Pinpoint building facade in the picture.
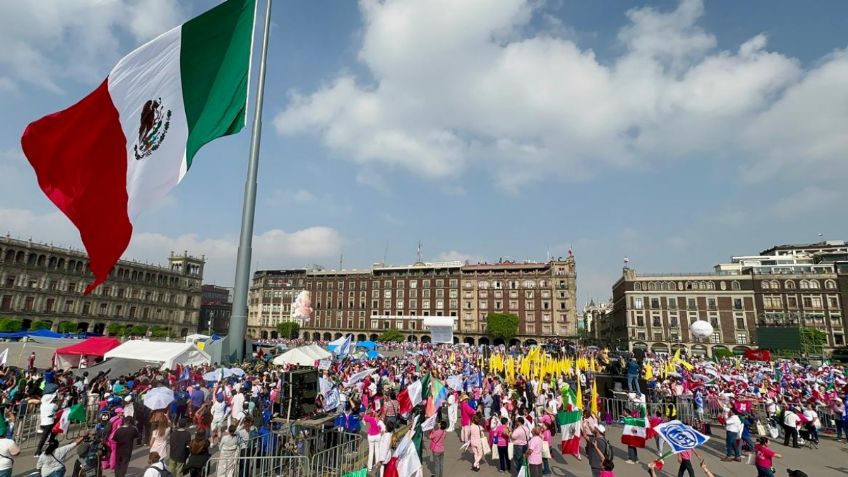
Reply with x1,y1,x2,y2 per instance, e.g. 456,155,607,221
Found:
0,236,204,336
608,241,847,356
200,285,232,335
247,257,578,344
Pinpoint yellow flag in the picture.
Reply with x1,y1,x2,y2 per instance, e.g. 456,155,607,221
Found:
672,348,682,363
576,374,584,409
590,378,598,415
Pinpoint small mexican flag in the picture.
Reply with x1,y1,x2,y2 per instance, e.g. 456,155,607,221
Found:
557,410,582,456
622,417,648,448
21,0,255,293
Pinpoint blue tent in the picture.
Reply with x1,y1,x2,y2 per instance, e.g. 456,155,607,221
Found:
365,350,382,360
0,329,66,339
355,340,377,350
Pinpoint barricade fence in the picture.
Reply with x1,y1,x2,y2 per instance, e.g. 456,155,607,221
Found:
205,454,310,477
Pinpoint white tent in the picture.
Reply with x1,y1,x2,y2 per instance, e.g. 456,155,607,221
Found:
185,334,211,343
272,344,332,367
104,340,211,370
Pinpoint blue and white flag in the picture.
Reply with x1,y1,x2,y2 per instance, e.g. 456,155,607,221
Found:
334,336,352,357
654,420,710,453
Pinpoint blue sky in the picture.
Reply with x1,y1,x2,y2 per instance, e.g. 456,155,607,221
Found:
1,0,846,306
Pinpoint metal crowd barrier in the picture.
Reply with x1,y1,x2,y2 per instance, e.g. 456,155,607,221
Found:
205,454,310,477
309,433,367,477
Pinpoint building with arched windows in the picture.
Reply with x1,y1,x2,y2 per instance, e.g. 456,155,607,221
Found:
248,256,578,344
0,236,203,337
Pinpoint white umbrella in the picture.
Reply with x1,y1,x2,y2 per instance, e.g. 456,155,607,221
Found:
143,387,175,410
228,367,246,377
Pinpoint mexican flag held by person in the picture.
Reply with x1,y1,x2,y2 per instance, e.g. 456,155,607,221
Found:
622,416,649,448
557,410,582,456
21,0,255,293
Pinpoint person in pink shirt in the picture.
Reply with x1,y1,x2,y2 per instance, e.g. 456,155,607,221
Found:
526,426,544,477
460,395,476,443
362,409,384,472
493,417,511,473
467,415,484,471
541,420,553,475
429,421,447,477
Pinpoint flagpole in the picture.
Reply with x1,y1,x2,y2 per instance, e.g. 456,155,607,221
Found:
228,0,273,362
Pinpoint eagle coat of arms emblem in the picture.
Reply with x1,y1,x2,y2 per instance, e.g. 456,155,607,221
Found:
133,98,172,160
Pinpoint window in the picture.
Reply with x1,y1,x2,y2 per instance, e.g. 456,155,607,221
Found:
526,321,535,334
652,314,661,327
835,334,845,346
735,312,746,329
650,298,660,309
736,333,748,344
828,295,839,309
710,331,721,344
825,280,837,289
786,295,798,308
762,281,771,290
509,300,519,310
435,289,444,298
633,297,644,310
436,279,444,288
785,280,795,289
802,296,823,308
634,282,642,291
733,298,743,310
668,298,677,310
687,298,697,310
829,313,841,324
731,281,741,290
708,298,717,310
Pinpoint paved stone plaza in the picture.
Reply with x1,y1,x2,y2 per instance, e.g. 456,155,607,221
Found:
7,424,848,477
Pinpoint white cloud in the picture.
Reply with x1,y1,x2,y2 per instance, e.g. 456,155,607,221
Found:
435,250,481,263
275,0,843,190
0,207,342,286
769,187,840,219
0,0,185,92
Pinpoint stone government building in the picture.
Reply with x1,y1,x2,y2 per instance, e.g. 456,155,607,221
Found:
0,236,204,336
248,256,578,344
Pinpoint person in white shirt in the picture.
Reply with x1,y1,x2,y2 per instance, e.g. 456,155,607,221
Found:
722,409,743,461
0,435,20,477
123,395,135,419
37,436,84,476
229,390,245,426
35,393,58,456
801,404,820,445
210,396,229,446
142,451,167,477
783,407,800,448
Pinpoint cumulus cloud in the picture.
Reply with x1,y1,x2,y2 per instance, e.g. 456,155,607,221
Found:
435,250,481,263
0,207,343,285
0,0,185,92
275,0,845,190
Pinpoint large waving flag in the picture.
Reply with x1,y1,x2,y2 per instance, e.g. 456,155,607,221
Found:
398,379,423,415
21,0,255,293
557,410,582,456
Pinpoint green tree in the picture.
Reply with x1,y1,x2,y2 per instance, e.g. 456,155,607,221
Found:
0,319,22,332
713,348,734,359
276,321,301,339
379,328,405,343
57,322,78,333
800,327,827,356
125,325,147,337
486,312,519,341
150,326,170,338
106,323,126,336
31,321,53,330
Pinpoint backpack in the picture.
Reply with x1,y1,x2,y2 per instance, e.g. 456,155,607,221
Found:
601,439,614,462
148,464,174,477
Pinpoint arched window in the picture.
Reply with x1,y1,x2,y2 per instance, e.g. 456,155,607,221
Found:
809,280,820,289
785,280,795,289
771,280,779,289
825,280,837,289
634,282,642,291
707,282,715,290
648,282,656,291
731,281,741,291
762,281,771,290
800,280,809,289
698,282,707,290
479,281,489,289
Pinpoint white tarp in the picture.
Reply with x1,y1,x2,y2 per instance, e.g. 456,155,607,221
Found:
422,316,454,344
185,334,211,343
272,344,332,367
104,340,211,370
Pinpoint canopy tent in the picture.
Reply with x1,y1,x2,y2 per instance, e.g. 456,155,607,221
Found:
272,344,332,367
71,357,160,378
53,337,122,369
0,329,66,340
185,333,211,343
422,316,455,344
104,340,211,370
355,340,377,350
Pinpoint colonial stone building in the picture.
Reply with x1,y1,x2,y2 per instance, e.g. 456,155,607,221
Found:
247,256,578,344
608,241,847,356
0,236,204,336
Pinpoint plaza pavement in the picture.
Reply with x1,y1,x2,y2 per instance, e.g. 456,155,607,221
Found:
8,424,848,476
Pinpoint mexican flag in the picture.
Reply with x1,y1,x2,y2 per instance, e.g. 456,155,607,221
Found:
557,410,582,456
621,417,648,448
21,0,255,293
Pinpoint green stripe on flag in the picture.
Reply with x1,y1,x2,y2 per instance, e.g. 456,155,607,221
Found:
623,417,646,427
180,0,255,170
557,410,581,425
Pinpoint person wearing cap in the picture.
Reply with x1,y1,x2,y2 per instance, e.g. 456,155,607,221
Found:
460,394,475,443
585,426,609,477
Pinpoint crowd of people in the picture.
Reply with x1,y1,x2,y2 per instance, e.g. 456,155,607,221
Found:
0,339,839,477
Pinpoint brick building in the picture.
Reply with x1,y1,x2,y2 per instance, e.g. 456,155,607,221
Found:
247,256,578,343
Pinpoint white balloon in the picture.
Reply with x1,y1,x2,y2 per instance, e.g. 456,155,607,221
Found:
689,320,714,339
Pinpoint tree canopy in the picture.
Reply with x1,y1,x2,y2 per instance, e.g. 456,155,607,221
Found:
487,312,519,341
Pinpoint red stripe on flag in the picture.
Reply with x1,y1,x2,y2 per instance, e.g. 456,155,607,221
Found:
21,80,131,294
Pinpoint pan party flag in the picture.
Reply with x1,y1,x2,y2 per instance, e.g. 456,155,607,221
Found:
21,0,255,293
